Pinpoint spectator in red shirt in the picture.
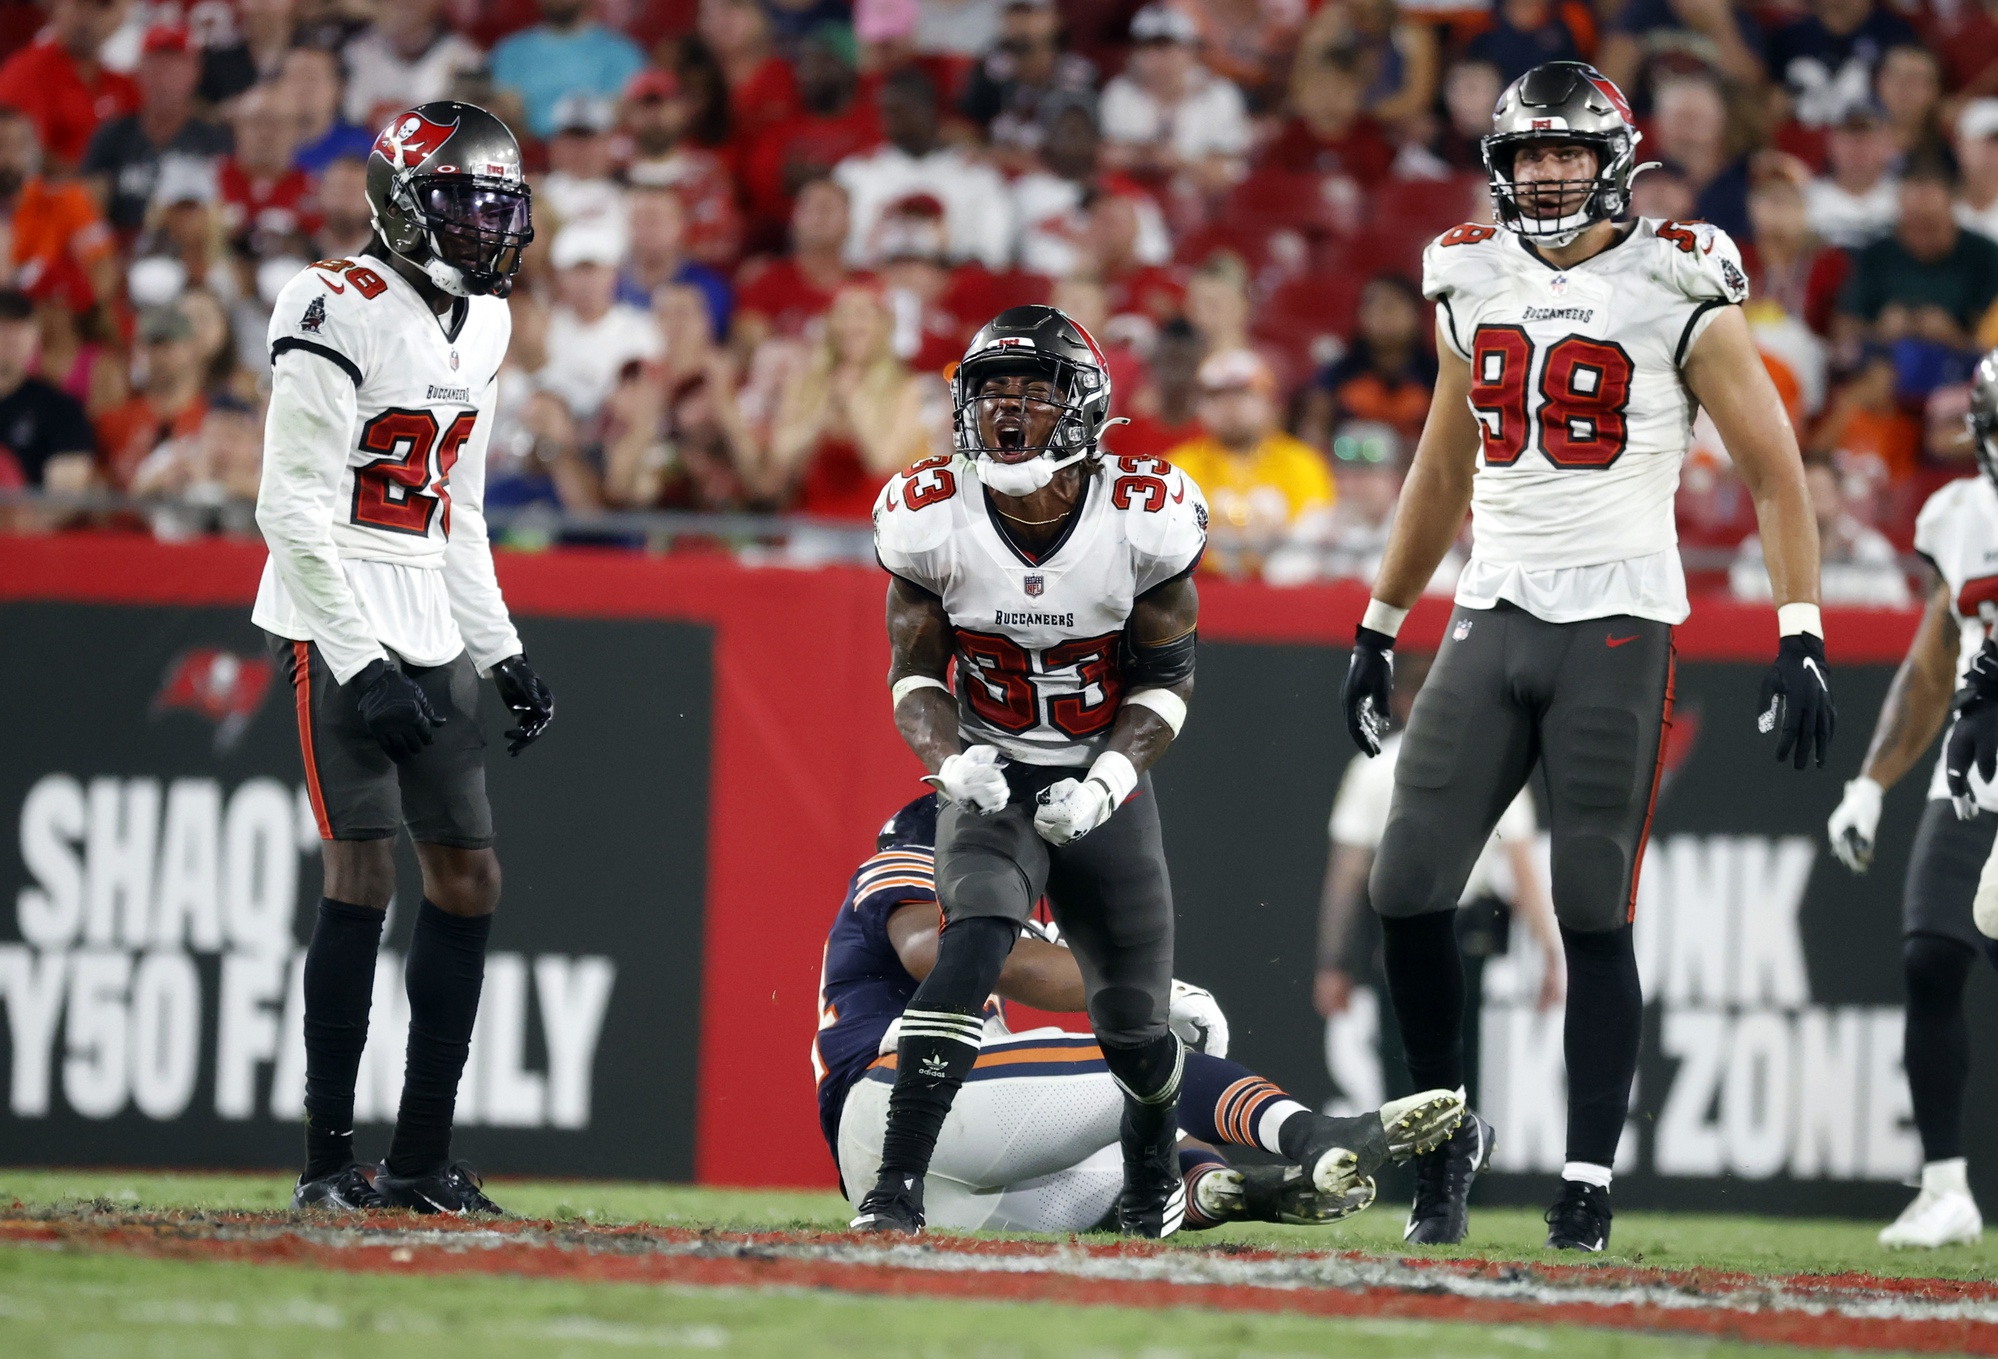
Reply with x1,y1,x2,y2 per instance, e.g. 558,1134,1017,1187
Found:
734,176,860,352
740,33,880,246
1740,155,1851,337
0,0,141,171
1086,189,1185,327
219,81,321,260
1260,43,1395,187
1112,317,1206,460
621,68,744,267
699,0,799,147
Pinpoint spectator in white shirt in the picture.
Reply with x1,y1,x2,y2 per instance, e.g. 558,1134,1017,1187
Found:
833,66,1011,268
915,0,1008,56
1955,99,1998,243
1731,459,1910,607
341,0,484,130
540,222,663,422
1010,91,1171,277
1805,98,1901,249
1099,4,1250,195
539,93,626,238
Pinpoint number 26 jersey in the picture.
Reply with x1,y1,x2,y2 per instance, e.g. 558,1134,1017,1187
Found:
873,453,1208,767
1422,217,1749,625
252,254,519,680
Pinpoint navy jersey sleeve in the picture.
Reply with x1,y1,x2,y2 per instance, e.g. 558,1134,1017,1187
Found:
849,847,938,921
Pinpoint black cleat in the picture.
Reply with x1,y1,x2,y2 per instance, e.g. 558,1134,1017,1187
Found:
1289,1089,1465,1197
1404,1110,1494,1245
1544,1179,1613,1252
1116,1170,1187,1238
1190,1162,1376,1226
850,1181,925,1235
373,1161,504,1215
292,1163,386,1212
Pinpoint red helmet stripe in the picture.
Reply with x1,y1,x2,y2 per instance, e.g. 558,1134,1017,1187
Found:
1585,73,1633,126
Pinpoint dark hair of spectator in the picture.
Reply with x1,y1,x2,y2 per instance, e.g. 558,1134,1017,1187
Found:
1903,145,1960,188
884,64,938,107
667,38,733,147
0,288,31,323
1363,272,1424,311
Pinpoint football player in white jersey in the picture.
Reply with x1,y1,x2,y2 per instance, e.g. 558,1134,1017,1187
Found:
855,305,1458,1237
1340,62,1832,1253
1827,349,1998,1248
253,102,554,1215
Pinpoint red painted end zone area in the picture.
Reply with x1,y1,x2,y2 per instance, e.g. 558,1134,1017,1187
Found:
5,1215,1996,1355
0,535,1928,1188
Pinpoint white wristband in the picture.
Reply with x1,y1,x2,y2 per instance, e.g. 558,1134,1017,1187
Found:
1777,603,1823,639
1086,750,1139,808
1361,599,1408,639
891,675,951,709
1125,687,1187,736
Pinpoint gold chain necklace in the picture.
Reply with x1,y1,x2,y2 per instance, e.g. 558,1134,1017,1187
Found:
994,505,1074,525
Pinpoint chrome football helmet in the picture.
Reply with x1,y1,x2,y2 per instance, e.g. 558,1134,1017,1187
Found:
1482,62,1651,248
366,101,534,299
1969,349,1998,492
950,305,1115,496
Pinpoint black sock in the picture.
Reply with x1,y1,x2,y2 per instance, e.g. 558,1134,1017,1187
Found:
301,898,386,1180
387,900,492,1177
1102,1030,1184,1178
1904,934,1975,1161
873,916,1015,1191
1380,911,1466,1093
1562,923,1642,1167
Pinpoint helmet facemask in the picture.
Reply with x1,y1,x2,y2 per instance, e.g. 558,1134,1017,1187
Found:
1484,133,1636,248
953,354,1100,495
383,173,533,298
1969,354,1998,494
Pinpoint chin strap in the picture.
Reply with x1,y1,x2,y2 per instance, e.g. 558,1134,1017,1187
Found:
975,450,1087,497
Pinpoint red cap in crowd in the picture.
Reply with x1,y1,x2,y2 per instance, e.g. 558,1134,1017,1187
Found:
142,24,192,55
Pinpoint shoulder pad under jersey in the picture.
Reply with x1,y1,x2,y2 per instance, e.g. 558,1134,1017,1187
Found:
1644,219,1750,306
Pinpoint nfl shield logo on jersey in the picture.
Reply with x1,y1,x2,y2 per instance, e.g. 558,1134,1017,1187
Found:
1024,574,1045,597
1453,617,1474,641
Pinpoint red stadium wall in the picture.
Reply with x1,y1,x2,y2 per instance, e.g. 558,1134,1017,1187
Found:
0,535,1927,1188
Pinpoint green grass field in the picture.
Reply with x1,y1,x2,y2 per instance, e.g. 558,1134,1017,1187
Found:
2,1170,1984,1358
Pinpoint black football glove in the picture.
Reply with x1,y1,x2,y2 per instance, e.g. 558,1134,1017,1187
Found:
1944,637,1998,819
492,654,555,755
1342,625,1395,756
354,659,442,762
1756,632,1835,770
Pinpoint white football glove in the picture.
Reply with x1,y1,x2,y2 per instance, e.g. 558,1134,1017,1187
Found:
1033,776,1114,845
1827,775,1883,874
1168,979,1229,1058
925,744,1009,814
1976,838,1998,940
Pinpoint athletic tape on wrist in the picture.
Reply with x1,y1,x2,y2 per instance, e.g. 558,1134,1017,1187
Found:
1087,750,1139,808
1125,687,1187,736
1361,599,1408,639
891,675,951,709
1777,602,1823,639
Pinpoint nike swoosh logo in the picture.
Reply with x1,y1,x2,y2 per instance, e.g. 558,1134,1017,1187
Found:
1170,482,1185,503
1803,657,1829,691
315,273,346,293
884,486,900,511
1606,634,1639,648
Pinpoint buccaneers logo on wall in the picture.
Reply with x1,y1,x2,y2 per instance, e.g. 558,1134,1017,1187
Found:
152,649,275,754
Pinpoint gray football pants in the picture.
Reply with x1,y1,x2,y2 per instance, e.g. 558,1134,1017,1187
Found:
1370,602,1675,933
936,763,1174,1047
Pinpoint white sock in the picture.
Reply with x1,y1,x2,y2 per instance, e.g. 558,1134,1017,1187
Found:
1921,1158,1970,1196
1260,1099,1312,1153
1562,1160,1613,1189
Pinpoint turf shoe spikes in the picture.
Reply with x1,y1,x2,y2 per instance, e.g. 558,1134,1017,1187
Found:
1404,1110,1494,1245
1192,1163,1378,1226
1544,1178,1613,1252
291,1162,386,1212
1288,1088,1465,1197
373,1161,504,1215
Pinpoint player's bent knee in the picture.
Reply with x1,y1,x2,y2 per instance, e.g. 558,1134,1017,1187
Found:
1550,833,1632,933
416,844,502,917
1089,984,1168,1050
1369,820,1448,919
321,837,397,909
939,861,1033,923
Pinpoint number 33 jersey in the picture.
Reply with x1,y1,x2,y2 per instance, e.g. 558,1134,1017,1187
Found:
873,454,1208,767
252,255,521,683
1422,217,1748,625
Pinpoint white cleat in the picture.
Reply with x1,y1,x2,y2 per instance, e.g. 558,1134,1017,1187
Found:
1879,1188,1983,1249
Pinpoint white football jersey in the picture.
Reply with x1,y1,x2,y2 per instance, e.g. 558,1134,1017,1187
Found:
1915,476,1998,809
873,453,1208,766
252,253,520,682
1422,217,1749,625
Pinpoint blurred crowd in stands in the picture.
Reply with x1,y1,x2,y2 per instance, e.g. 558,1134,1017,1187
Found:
0,0,1992,600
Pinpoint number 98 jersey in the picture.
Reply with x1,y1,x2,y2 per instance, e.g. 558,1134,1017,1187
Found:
873,453,1208,766
1423,218,1747,613
264,253,511,566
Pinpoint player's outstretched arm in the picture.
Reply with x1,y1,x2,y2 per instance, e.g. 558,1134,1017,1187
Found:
1032,573,1197,846
885,903,1087,1011
1685,306,1835,768
1830,579,1955,868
